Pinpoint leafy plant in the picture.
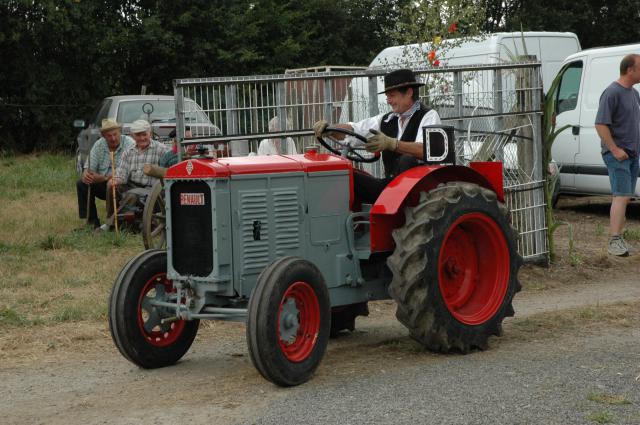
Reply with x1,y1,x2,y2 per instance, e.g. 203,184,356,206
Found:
543,69,572,262
381,0,488,107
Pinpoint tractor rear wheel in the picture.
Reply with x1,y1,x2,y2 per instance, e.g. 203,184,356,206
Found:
246,257,330,387
109,250,199,368
387,182,522,353
142,181,166,250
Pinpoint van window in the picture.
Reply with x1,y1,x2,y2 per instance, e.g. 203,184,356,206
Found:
556,61,583,114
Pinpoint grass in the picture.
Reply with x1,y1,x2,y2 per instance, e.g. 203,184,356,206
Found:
595,222,605,237
0,153,76,200
622,227,640,242
587,392,632,406
0,305,44,327
504,302,639,342
0,154,140,331
587,410,616,424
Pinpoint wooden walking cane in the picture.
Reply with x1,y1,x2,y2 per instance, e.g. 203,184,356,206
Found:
109,150,119,236
85,153,92,225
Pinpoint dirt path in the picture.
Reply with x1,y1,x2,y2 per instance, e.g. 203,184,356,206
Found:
2,195,640,424
513,278,640,316
1,275,639,425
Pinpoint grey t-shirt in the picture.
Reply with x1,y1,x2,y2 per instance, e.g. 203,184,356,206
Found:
595,81,640,155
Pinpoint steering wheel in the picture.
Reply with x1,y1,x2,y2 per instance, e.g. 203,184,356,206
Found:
317,127,380,163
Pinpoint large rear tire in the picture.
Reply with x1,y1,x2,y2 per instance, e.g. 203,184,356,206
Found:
387,182,522,353
109,250,199,368
246,257,330,387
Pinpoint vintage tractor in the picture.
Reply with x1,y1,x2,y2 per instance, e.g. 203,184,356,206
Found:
109,126,521,387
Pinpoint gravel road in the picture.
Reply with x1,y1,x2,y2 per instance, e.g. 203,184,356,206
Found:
1,279,639,425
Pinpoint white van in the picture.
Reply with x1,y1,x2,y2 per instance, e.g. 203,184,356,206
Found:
342,32,580,124
369,32,581,93
551,43,640,197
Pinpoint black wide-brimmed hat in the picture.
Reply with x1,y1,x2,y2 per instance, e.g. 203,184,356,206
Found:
378,69,425,94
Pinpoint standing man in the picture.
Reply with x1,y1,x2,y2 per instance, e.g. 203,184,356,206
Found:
595,54,640,257
76,119,134,229
313,69,441,203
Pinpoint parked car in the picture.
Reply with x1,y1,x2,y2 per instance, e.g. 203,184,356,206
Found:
73,95,219,174
550,43,640,199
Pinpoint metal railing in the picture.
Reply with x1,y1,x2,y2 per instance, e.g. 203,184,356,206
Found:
173,62,547,262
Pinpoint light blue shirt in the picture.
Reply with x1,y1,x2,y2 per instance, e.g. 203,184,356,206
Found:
85,135,135,176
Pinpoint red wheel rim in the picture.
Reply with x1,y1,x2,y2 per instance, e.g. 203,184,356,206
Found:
137,273,186,347
438,213,510,325
277,281,321,362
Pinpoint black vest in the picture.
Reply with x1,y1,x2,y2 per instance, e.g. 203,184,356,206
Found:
379,103,431,178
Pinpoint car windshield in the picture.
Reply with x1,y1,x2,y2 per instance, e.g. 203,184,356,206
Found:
117,100,175,123
117,99,210,124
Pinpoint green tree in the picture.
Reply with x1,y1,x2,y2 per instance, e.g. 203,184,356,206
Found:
0,0,141,152
0,0,405,152
504,0,640,49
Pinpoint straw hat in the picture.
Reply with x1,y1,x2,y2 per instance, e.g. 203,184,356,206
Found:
100,118,121,133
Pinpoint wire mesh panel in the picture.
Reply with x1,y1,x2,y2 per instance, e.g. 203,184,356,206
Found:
173,62,547,262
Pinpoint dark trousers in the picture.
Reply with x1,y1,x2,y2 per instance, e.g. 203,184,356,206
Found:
354,154,419,204
76,179,107,227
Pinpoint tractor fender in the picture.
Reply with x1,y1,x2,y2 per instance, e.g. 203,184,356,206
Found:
369,162,503,252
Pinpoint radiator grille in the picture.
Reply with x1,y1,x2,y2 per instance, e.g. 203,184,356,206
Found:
170,181,213,276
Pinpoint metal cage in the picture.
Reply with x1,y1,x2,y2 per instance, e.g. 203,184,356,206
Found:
173,62,547,262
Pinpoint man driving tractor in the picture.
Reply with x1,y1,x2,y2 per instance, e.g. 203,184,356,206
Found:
314,68,441,203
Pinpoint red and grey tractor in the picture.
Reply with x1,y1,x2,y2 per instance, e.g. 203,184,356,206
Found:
108,126,521,386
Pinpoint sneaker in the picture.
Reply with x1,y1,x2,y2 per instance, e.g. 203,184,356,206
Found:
608,236,629,257
93,224,111,234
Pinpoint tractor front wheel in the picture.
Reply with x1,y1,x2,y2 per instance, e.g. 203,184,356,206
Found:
109,250,199,368
246,257,330,387
387,182,522,353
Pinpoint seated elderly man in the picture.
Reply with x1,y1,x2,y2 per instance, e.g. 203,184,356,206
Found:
76,119,134,229
99,119,169,230
112,119,169,188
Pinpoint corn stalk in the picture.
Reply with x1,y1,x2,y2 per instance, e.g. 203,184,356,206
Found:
543,71,571,262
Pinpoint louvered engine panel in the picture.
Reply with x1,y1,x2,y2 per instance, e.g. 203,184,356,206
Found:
273,189,299,256
239,191,270,276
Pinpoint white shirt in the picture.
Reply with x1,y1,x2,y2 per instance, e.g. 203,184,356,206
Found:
350,109,441,143
257,138,298,155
